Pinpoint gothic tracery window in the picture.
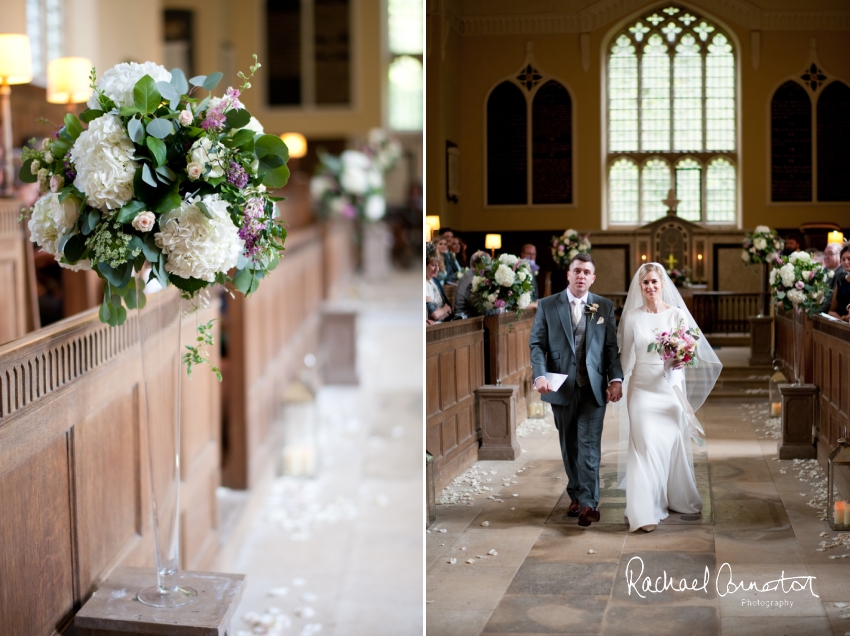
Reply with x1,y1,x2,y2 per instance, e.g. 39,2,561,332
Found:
607,6,736,224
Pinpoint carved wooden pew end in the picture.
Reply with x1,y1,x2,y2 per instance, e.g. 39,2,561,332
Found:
74,567,245,636
319,305,358,385
477,384,521,461
778,383,819,460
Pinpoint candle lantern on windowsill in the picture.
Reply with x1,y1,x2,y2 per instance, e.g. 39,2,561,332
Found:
280,368,319,478
769,362,787,418
828,428,850,531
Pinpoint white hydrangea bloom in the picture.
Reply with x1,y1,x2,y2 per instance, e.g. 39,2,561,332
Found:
494,264,516,287
566,229,578,237
789,251,810,264
27,193,91,271
339,150,372,195
754,225,770,234
498,253,518,266
310,175,334,200
518,292,531,310
188,136,227,180
88,61,171,109
69,114,137,211
786,289,805,306
364,194,385,220
517,270,528,282
769,267,779,284
779,263,797,287
472,275,482,288
155,195,244,282
753,237,767,251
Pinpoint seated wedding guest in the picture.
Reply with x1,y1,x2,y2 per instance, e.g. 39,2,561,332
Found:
431,237,449,283
440,233,461,283
454,251,487,317
520,243,540,308
827,244,850,322
819,242,844,313
451,236,468,268
782,233,802,256
426,252,453,322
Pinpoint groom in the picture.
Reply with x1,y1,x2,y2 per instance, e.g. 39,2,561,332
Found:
529,253,623,527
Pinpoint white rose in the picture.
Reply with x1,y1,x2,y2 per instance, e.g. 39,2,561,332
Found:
178,110,193,126
517,270,528,282
187,162,203,180
188,137,226,180
364,195,385,221
741,249,751,263
769,268,779,285
569,249,578,259
44,151,53,163
30,159,40,174
518,292,531,309
242,116,264,134
754,225,770,234
69,114,137,211
41,138,50,150
786,289,805,306
753,237,767,251
472,276,482,288
494,264,516,287
487,294,496,303
566,229,578,237
779,263,797,288
49,173,64,193
132,210,156,232
155,194,244,282
27,193,90,271
88,61,171,109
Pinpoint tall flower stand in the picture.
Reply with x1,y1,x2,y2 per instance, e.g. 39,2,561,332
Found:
74,567,245,635
777,383,818,459
477,384,521,460
748,315,773,366
361,220,392,280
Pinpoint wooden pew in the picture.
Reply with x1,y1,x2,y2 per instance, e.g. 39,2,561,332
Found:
0,288,220,635
426,317,485,492
484,309,536,420
812,316,850,498
775,309,814,384
0,197,38,344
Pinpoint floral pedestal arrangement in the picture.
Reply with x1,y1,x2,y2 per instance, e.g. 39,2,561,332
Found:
361,220,392,280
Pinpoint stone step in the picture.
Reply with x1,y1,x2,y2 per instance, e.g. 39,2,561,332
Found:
707,387,769,399
713,378,769,391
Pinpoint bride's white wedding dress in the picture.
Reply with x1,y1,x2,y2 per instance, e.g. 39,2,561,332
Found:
620,306,702,532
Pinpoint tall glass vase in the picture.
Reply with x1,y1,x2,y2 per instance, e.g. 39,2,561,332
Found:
792,308,805,386
136,277,198,607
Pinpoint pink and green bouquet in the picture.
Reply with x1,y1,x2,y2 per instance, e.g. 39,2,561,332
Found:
769,251,833,316
647,319,702,370
20,55,289,327
667,268,692,288
551,229,591,269
471,253,534,317
742,225,784,265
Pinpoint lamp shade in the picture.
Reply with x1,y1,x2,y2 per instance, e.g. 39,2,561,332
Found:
0,34,33,84
828,231,845,245
484,234,502,250
280,132,307,159
47,57,93,104
425,215,440,233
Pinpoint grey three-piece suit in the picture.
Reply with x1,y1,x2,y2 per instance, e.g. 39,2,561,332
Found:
529,291,623,509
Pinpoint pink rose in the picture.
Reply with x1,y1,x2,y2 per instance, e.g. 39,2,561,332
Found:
131,210,156,232
494,299,506,308
795,281,804,290
186,162,202,180
178,110,193,126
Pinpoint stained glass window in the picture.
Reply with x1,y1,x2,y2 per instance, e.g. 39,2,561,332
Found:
706,158,735,222
609,159,639,223
642,159,671,222
641,35,670,152
675,158,701,221
607,5,736,223
388,0,422,131
609,35,638,152
26,0,64,82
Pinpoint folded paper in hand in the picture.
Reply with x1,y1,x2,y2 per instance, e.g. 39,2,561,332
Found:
545,372,568,391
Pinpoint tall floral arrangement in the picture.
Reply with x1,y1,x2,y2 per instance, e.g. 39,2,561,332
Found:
551,229,591,269
310,128,401,223
742,225,784,265
667,268,692,288
769,251,833,316
20,57,289,327
471,253,534,317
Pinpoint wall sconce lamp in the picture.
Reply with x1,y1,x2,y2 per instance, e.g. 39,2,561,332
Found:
47,57,93,111
485,233,502,258
279,132,307,159
425,215,440,242
828,231,845,245
0,33,33,197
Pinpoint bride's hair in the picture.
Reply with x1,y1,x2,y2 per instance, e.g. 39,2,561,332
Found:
637,262,664,281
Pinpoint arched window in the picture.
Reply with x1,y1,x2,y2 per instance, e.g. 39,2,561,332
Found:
606,6,737,224
486,49,573,206
770,70,850,203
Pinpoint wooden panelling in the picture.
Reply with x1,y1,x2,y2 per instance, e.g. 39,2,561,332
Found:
426,318,485,491
0,288,221,634
484,310,536,418
0,197,36,346
775,310,814,384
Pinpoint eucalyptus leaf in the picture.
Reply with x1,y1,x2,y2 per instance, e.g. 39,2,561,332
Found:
63,113,84,140
133,74,162,113
155,165,176,181
141,233,161,262
202,72,223,91
152,183,182,213
19,159,36,183
154,254,169,288
224,109,251,129
119,105,140,117
98,261,132,288
99,296,111,322
116,200,146,224
189,74,207,87
195,200,213,219
170,274,209,293
146,118,173,139
156,81,178,102
226,128,255,151
79,109,104,124
57,228,76,255
235,252,252,270
127,118,145,143
170,68,189,95
146,136,167,167
82,208,100,236
142,163,158,188
254,134,291,189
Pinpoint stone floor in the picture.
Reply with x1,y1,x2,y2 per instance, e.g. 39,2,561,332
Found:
224,270,424,636
426,349,850,636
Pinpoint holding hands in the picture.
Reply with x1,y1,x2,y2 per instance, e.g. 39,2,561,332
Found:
606,381,623,403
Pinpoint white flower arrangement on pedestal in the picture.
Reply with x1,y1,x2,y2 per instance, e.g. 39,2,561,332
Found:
769,251,833,316
20,55,290,332
551,229,591,269
742,225,784,265
471,253,534,318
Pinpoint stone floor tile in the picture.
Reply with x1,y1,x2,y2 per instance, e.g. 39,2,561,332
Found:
622,524,715,554
426,608,496,636
505,561,618,596
714,564,825,617
429,526,542,570
611,551,717,603
719,615,833,635
528,525,627,564
601,603,720,636
805,564,850,601
482,594,608,634
427,565,521,609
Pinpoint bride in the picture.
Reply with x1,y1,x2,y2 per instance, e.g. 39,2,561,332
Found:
616,263,721,532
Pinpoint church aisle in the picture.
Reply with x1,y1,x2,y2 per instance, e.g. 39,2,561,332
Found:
426,366,849,635
225,270,424,636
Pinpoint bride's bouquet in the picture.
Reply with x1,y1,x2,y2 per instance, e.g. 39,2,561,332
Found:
647,319,702,371
20,56,289,327
769,251,832,316
741,225,784,265
471,253,534,317
550,229,591,269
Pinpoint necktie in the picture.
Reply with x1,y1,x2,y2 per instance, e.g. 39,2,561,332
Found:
572,299,582,328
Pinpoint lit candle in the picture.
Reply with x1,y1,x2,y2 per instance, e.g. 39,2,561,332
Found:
827,231,845,245
835,501,846,525
770,402,781,417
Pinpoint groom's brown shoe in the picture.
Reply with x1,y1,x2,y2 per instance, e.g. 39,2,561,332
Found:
577,507,601,527
567,499,580,517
